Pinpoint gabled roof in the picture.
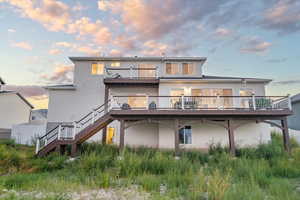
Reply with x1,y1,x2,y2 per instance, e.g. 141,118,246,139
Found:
69,56,207,63
0,91,34,109
0,77,5,85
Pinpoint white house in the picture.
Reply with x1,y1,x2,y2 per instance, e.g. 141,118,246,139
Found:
37,57,292,156
0,77,34,139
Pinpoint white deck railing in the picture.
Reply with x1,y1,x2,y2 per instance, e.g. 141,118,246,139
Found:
111,95,291,111
104,66,158,79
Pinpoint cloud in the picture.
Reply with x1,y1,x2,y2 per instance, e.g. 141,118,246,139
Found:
49,49,61,55
109,49,122,56
266,58,287,63
240,38,272,53
75,46,101,56
11,41,32,50
67,17,112,45
98,0,227,39
260,0,300,34
1,0,71,32
214,28,233,37
55,42,73,48
7,28,16,33
3,85,47,100
40,64,73,84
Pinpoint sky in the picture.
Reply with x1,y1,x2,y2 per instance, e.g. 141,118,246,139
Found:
0,0,300,109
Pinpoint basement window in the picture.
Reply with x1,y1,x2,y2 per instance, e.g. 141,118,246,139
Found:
91,63,104,75
179,126,192,144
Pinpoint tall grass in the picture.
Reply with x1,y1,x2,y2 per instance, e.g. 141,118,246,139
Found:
0,134,300,200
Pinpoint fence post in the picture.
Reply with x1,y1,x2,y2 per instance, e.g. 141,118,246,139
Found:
58,124,62,140
181,96,185,110
73,122,76,140
287,94,292,110
252,94,256,110
35,139,40,154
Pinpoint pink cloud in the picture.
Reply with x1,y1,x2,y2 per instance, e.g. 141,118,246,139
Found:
40,64,73,84
4,85,47,100
240,38,272,53
49,49,61,55
11,41,32,50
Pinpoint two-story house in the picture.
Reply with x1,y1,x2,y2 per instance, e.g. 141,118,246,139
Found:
37,57,292,156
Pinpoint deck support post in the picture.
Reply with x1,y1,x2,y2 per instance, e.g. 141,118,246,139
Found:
174,119,180,157
71,143,80,157
55,145,61,154
102,85,109,144
227,120,236,156
119,120,125,151
281,117,291,154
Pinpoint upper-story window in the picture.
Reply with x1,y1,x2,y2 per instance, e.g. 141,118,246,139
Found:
166,63,180,75
111,62,120,67
91,63,104,75
182,63,195,75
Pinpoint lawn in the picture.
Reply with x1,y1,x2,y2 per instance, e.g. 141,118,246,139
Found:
0,133,300,200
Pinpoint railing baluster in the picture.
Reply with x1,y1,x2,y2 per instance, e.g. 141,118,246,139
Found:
73,122,76,140
58,124,61,140
36,139,40,154
252,94,256,110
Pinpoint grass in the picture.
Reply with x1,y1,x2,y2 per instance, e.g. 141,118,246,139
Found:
0,133,300,199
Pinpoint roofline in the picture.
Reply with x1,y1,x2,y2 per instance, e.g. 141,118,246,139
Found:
160,76,272,83
69,56,207,63
0,91,34,109
44,85,76,90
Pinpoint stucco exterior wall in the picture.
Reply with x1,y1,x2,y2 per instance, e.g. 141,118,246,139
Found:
158,120,270,149
0,93,31,129
288,101,300,130
47,61,105,124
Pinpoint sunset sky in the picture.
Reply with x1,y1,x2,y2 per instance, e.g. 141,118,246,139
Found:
0,0,300,109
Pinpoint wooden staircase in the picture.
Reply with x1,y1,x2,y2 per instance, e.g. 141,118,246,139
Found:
36,100,114,157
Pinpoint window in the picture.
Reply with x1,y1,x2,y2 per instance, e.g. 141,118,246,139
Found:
91,63,104,75
166,63,179,74
179,126,192,144
170,89,184,108
182,63,194,75
128,96,147,108
111,62,120,67
139,63,156,77
240,89,253,108
191,89,233,108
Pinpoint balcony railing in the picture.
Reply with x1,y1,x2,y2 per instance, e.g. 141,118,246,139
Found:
111,95,292,111
104,66,158,79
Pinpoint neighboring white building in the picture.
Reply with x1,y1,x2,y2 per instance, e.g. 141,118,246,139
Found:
0,77,34,139
37,56,292,156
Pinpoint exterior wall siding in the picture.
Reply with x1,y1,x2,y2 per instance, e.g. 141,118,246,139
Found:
0,93,31,129
288,102,300,130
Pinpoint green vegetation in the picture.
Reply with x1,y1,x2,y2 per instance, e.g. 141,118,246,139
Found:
0,134,300,200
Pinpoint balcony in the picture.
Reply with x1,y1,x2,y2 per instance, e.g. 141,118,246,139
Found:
103,66,159,85
109,95,292,118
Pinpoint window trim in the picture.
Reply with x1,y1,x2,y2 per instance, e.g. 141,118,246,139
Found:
182,62,195,75
179,125,192,145
91,62,104,75
165,62,180,75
